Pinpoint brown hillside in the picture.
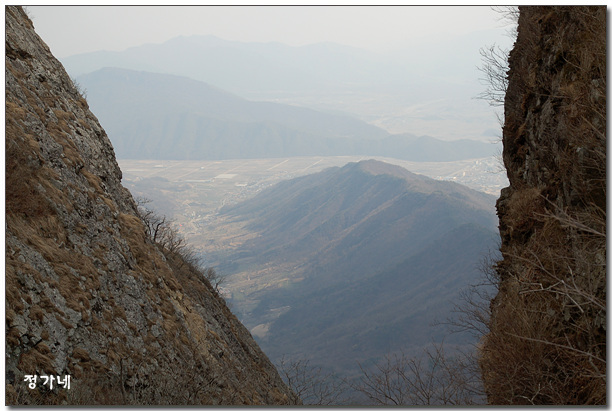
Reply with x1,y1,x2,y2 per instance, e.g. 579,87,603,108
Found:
481,6,606,405
5,6,299,405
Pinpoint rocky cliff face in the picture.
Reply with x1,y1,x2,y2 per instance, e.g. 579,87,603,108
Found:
5,6,299,405
481,6,606,405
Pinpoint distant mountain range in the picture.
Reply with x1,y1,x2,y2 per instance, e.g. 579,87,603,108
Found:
62,31,508,101
66,35,383,96
62,32,511,141
215,160,499,377
78,68,499,161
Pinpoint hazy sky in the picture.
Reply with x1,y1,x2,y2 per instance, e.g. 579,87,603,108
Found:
16,4,526,142
26,5,510,58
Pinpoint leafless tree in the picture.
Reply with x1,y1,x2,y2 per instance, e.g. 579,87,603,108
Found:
135,197,224,294
353,344,484,406
476,44,510,108
475,6,518,125
201,267,225,292
276,357,348,405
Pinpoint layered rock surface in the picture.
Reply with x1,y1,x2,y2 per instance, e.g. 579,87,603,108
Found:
5,6,299,405
481,6,606,405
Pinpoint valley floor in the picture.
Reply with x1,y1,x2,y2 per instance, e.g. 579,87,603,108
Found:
119,155,503,328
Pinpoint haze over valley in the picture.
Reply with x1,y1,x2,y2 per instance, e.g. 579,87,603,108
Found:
79,25,507,397
212,160,498,375
11,5,605,405
77,67,501,162
119,157,500,390
27,5,514,403
62,30,511,142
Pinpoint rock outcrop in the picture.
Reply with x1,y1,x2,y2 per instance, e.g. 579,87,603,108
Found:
5,6,299,405
481,6,606,405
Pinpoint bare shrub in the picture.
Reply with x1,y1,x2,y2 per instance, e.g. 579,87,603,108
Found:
276,357,348,405
476,44,511,108
482,6,606,404
444,248,501,340
483,199,605,404
353,344,484,406
475,5,518,130
70,76,87,100
135,198,224,292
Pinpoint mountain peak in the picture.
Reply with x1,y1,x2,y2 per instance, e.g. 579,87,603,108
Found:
216,159,498,377
354,159,422,180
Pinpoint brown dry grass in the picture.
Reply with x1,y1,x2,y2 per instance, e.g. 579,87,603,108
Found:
5,7,297,403
483,6,606,405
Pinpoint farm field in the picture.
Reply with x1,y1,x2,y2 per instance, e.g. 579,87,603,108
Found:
118,154,506,287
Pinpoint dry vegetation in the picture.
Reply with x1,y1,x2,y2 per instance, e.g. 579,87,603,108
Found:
6,196,262,405
6,6,298,405
480,6,606,405
6,4,605,406
354,345,484,406
276,357,349,405
136,198,225,291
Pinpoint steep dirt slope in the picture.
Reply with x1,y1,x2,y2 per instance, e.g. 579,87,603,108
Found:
481,6,606,405
5,6,298,405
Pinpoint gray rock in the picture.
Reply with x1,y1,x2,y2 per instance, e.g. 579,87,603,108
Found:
5,6,299,406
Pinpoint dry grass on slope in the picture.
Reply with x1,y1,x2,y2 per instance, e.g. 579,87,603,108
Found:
481,6,606,405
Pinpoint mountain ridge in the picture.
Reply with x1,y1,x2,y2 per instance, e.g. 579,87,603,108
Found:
77,67,498,161
57,29,509,140
212,160,498,377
